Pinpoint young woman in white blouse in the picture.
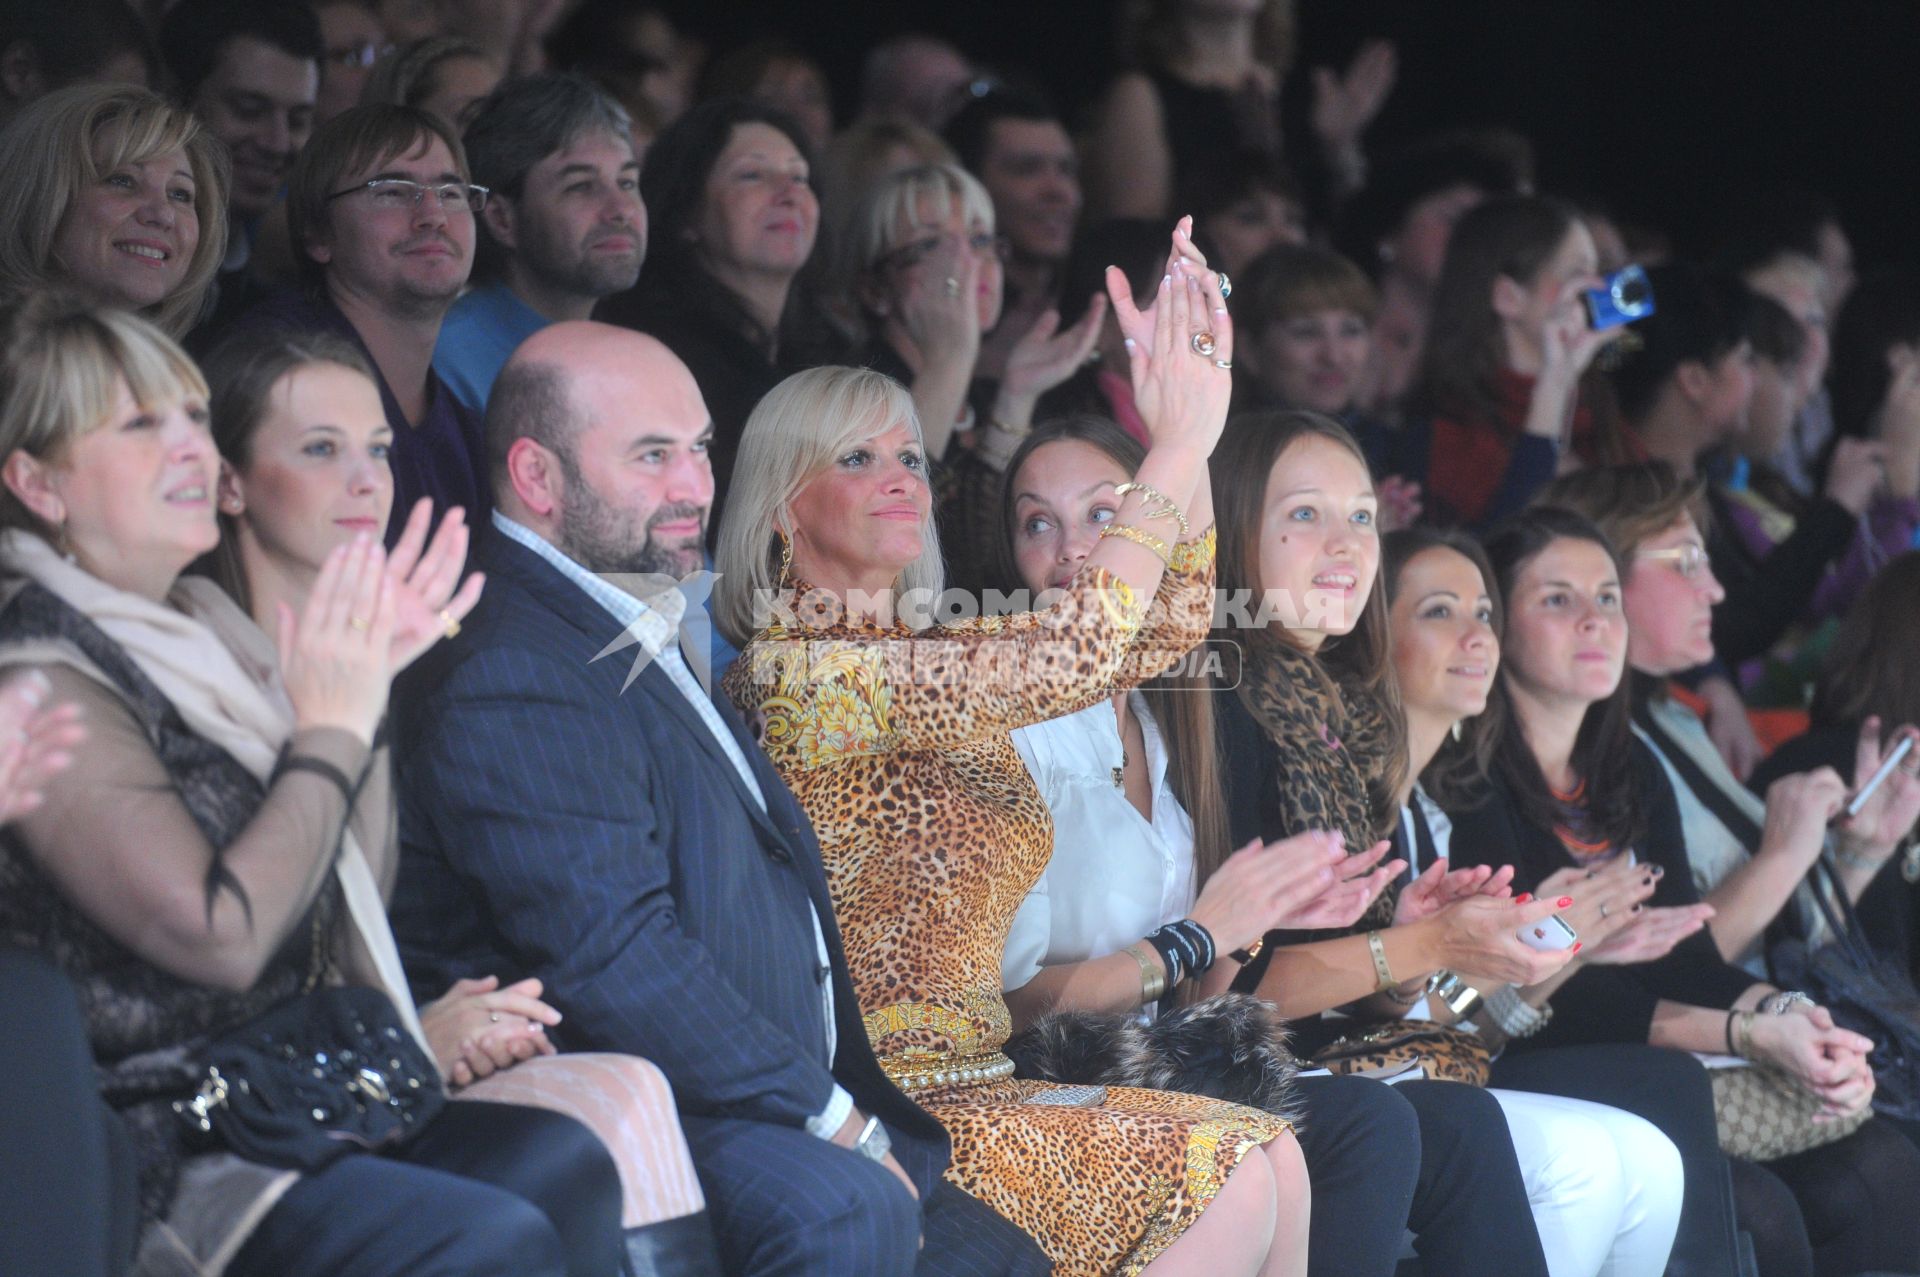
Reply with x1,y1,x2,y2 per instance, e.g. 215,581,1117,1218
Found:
995,416,1593,1277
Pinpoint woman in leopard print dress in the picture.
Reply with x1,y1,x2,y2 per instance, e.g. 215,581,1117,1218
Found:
719,229,1305,1277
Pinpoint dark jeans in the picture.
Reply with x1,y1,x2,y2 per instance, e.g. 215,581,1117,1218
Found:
1733,1117,1920,1277
679,1114,1049,1277
1293,1073,1548,1277
228,1101,625,1277
0,950,137,1277
1493,1044,1739,1277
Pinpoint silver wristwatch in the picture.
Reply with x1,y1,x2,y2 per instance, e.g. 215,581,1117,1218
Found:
853,1115,892,1162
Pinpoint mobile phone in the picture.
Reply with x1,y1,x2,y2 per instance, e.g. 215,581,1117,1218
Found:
1584,265,1656,330
1518,915,1578,952
1842,735,1916,820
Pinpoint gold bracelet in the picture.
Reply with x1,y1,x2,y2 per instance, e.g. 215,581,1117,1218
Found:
1366,930,1396,993
1734,1010,1756,1059
1114,482,1191,538
1122,944,1167,1002
1099,523,1171,565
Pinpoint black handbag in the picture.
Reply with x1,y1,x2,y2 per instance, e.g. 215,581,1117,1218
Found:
173,984,447,1171
1770,856,1920,1123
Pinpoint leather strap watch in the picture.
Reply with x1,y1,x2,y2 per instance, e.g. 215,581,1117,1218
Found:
853,1115,892,1163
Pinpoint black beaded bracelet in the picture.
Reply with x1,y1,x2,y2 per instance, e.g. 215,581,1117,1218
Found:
1145,920,1218,988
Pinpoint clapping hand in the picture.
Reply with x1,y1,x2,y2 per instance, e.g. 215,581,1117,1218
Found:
1272,838,1405,930
1394,858,1514,927
895,234,985,361
0,670,83,824
421,974,562,1089
383,499,486,675
997,295,1108,420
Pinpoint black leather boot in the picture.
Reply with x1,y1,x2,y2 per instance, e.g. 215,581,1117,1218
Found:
622,1212,724,1277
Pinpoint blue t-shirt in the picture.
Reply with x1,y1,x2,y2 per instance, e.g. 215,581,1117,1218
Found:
433,284,551,412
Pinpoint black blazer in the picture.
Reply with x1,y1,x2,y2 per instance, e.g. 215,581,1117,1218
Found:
389,530,949,1188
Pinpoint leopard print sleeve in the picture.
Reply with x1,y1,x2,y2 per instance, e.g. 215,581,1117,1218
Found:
724,556,1203,766
1119,528,1216,681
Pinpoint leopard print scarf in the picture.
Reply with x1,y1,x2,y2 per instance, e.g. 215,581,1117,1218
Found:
1233,638,1401,930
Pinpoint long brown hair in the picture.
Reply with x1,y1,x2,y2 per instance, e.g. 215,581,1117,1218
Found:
1382,526,1505,811
1211,409,1408,828
1411,195,1579,426
196,327,378,615
995,416,1233,891
1481,507,1644,849
1812,551,1920,732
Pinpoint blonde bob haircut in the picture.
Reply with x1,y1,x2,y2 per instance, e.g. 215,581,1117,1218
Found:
0,84,231,339
715,365,945,646
850,162,996,279
0,296,208,535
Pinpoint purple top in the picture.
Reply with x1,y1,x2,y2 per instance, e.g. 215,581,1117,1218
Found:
1722,489,1920,625
239,289,492,546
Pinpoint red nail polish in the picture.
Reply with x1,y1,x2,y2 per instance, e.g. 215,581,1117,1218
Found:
1514,893,1532,905
1557,897,1573,908
1572,941,1583,954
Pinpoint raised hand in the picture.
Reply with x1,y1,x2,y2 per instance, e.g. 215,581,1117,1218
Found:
275,534,395,745
1273,839,1405,931
382,499,486,675
420,974,562,1089
895,234,985,362
1822,437,1891,516
0,670,84,824
1107,220,1233,456
997,295,1108,421
1309,39,1398,156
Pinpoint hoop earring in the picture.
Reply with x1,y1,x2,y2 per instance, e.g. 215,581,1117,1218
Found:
776,530,794,590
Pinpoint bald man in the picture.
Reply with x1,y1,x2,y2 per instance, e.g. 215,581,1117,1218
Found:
391,325,1049,1276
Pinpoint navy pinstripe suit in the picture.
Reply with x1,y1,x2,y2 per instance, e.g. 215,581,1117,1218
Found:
390,531,1048,1275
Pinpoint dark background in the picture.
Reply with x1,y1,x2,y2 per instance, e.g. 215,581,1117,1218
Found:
658,0,1920,268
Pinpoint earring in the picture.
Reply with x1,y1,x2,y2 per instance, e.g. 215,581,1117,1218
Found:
776,530,794,590
223,496,245,514
1451,719,1465,744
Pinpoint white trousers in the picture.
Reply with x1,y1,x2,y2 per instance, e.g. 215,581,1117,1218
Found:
1489,1088,1684,1277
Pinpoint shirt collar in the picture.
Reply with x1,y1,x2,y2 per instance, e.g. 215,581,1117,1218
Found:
491,511,687,647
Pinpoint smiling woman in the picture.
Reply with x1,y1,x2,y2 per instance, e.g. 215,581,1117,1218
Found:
0,83,229,338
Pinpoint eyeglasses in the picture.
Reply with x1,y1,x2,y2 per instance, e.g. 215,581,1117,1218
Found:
876,231,1008,274
323,40,393,69
1636,543,1712,579
326,178,490,215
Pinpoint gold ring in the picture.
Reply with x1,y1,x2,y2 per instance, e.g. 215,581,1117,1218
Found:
348,616,370,632
1189,331,1218,357
440,609,462,641
943,276,960,297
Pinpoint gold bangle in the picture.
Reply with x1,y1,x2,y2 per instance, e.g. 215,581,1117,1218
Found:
1099,523,1171,565
985,414,1031,440
1114,482,1191,538
1122,944,1167,1002
1366,930,1396,993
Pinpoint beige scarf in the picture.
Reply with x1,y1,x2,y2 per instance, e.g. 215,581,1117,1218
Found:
0,530,429,1052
